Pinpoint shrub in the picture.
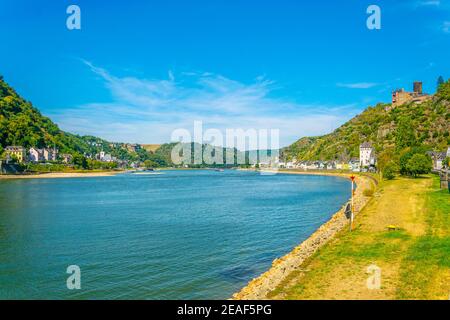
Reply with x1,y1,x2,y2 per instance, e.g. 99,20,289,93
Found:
363,187,374,197
436,80,450,100
444,157,450,168
383,163,396,180
406,154,432,177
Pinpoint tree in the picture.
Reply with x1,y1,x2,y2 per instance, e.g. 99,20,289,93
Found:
143,159,157,169
444,157,450,168
406,154,432,177
377,148,397,173
396,117,416,150
437,79,450,100
383,163,396,180
72,154,88,169
437,75,444,90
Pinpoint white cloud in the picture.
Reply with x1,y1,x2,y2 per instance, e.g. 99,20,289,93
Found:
336,82,379,89
443,21,450,33
51,62,360,148
416,0,440,7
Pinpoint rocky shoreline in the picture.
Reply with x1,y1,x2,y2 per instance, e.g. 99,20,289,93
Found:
232,171,375,300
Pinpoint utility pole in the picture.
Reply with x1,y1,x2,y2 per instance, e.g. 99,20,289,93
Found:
350,175,356,231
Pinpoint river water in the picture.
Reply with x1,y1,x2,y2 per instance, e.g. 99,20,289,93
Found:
0,170,349,299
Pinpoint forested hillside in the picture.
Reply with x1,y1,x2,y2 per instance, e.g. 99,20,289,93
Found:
283,81,450,163
0,76,168,167
0,76,245,168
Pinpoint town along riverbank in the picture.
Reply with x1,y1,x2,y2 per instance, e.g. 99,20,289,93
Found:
233,171,375,299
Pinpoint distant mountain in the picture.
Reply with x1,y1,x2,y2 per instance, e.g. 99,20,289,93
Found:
282,81,450,162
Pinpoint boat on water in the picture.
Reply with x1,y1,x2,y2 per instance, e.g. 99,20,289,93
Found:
215,169,224,172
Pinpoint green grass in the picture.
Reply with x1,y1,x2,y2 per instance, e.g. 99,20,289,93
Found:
380,230,411,241
396,177,450,299
424,185,450,236
269,175,449,300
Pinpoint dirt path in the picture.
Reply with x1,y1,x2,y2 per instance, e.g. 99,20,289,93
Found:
268,176,449,300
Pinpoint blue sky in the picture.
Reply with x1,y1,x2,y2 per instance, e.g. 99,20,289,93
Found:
0,0,449,147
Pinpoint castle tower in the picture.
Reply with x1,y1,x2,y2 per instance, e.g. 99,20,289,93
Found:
413,81,422,95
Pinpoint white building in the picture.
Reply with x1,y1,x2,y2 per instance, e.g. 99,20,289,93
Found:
349,158,360,172
286,161,295,169
43,148,58,161
279,162,287,168
326,161,336,170
29,148,43,162
29,147,58,162
61,154,73,164
359,142,376,168
431,151,446,170
97,151,115,162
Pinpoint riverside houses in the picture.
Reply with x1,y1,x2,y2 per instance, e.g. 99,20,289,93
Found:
29,147,43,162
28,147,58,162
5,146,26,163
43,148,58,161
97,151,117,162
349,158,360,172
61,154,73,164
428,147,450,170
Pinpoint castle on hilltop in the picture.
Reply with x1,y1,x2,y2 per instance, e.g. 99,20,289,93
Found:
391,81,430,108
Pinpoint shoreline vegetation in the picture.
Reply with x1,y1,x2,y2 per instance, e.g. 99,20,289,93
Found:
0,170,121,179
232,169,376,299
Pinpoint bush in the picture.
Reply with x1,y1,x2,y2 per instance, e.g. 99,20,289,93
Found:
444,157,450,168
436,80,450,100
363,187,374,197
406,154,432,177
383,163,396,180
399,147,429,175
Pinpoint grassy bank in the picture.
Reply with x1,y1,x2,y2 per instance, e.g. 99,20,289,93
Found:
268,175,449,300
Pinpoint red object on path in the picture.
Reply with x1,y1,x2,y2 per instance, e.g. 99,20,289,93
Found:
349,175,356,231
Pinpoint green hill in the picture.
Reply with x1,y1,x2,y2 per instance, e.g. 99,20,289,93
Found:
282,81,450,163
0,76,245,169
0,76,169,167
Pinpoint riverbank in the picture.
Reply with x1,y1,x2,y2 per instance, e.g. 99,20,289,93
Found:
233,170,376,300
264,174,449,300
0,171,121,179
